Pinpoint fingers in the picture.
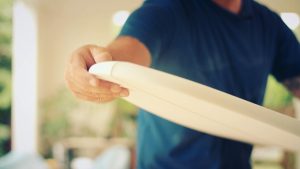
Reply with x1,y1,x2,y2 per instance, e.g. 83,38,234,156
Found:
74,93,116,103
65,45,129,104
70,45,112,68
88,46,129,97
71,83,128,103
66,65,128,100
90,47,113,63
69,65,111,93
70,65,128,95
67,73,128,98
70,45,96,68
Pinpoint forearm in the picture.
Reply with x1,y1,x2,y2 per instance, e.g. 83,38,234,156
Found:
106,36,152,67
283,76,300,99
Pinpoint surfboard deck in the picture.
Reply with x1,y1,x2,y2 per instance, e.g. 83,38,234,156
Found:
89,61,300,151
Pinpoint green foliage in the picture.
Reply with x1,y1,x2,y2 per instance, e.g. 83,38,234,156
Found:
0,124,10,155
110,99,138,138
0,0,12,157
39,88,139,157
0,69,11,109
0,3,11,19
40,89,76,139
0,0,12,56
116,99,138,117
39,88,76,156
263,76,293,109
0,54,11,70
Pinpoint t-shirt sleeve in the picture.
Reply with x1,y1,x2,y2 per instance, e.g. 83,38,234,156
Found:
271,15,300,82
118,1,175,61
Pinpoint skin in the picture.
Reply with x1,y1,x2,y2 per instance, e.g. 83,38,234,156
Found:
213,0,242,14
64,37,151,103
65,0,300,103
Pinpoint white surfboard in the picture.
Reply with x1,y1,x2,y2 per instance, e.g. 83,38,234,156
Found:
89,61,300,151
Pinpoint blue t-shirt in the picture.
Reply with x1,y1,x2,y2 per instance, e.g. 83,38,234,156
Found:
119,0,300,168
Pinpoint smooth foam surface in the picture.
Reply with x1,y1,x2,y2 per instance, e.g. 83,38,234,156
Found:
89,61,300,151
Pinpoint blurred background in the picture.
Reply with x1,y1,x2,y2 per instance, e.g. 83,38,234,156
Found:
0,0,300,169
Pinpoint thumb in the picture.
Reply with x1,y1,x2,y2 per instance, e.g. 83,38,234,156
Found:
91,47,113,63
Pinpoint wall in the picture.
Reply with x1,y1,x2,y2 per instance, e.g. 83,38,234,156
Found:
36,0,141,99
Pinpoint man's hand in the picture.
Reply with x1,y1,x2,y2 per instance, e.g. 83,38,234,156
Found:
65,36,151,103
64,45,129,103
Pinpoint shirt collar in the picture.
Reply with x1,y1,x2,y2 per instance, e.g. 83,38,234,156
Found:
240,0,254,19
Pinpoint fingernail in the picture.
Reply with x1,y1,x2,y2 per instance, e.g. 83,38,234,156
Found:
120,90,129,97
111,85,121,93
